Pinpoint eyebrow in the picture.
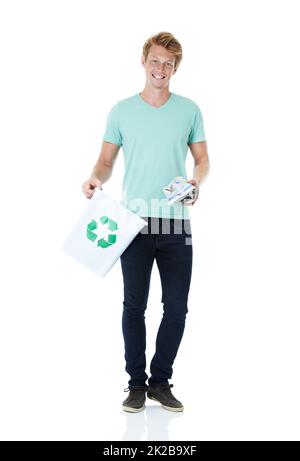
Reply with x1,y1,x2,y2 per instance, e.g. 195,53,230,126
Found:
149,55,174,62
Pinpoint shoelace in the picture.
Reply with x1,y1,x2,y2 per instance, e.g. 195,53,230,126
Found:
158,384,174,390
157,384,175,398
123,384,173,393
124,385,149,393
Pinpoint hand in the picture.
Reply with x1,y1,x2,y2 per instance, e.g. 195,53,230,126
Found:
81,177,103,199
184,179,199,206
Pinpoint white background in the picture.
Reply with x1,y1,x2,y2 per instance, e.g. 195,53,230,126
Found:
0,0,299,441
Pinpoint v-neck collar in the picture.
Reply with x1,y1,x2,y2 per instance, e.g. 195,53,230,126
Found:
137,92,174,110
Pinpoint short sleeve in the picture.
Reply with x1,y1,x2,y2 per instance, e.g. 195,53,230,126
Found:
188,104,206,144
102,103,122,146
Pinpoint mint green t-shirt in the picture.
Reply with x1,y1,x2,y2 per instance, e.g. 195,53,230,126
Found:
102,92,206,219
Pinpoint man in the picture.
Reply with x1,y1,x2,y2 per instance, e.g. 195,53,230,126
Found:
82,32,210,413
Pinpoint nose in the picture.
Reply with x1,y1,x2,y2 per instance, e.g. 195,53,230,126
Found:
157,63,167,71
152,64,167,76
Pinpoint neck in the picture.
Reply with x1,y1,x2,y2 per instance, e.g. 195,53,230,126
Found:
139,87,171,106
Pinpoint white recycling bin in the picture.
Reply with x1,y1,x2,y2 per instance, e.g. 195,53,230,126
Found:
62,188,147,277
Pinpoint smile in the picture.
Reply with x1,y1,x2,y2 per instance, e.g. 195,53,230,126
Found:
152,73,165,80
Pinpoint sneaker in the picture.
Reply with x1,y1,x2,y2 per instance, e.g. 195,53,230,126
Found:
122,386,148,413
147,384,184,412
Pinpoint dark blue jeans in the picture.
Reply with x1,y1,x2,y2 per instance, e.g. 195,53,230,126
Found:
120,217,193,390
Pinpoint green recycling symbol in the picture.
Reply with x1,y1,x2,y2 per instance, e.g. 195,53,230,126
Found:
86,215,118,248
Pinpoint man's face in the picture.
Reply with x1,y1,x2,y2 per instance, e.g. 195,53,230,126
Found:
141,44,177,89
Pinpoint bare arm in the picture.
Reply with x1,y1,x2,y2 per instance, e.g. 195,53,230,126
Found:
82,141,121,198
90,141,121,183
188,140,210,186
185,140,210,206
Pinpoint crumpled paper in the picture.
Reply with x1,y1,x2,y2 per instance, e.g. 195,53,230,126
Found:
163,176,196,206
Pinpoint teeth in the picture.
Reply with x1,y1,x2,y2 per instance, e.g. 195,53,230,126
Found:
152,73,165,79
